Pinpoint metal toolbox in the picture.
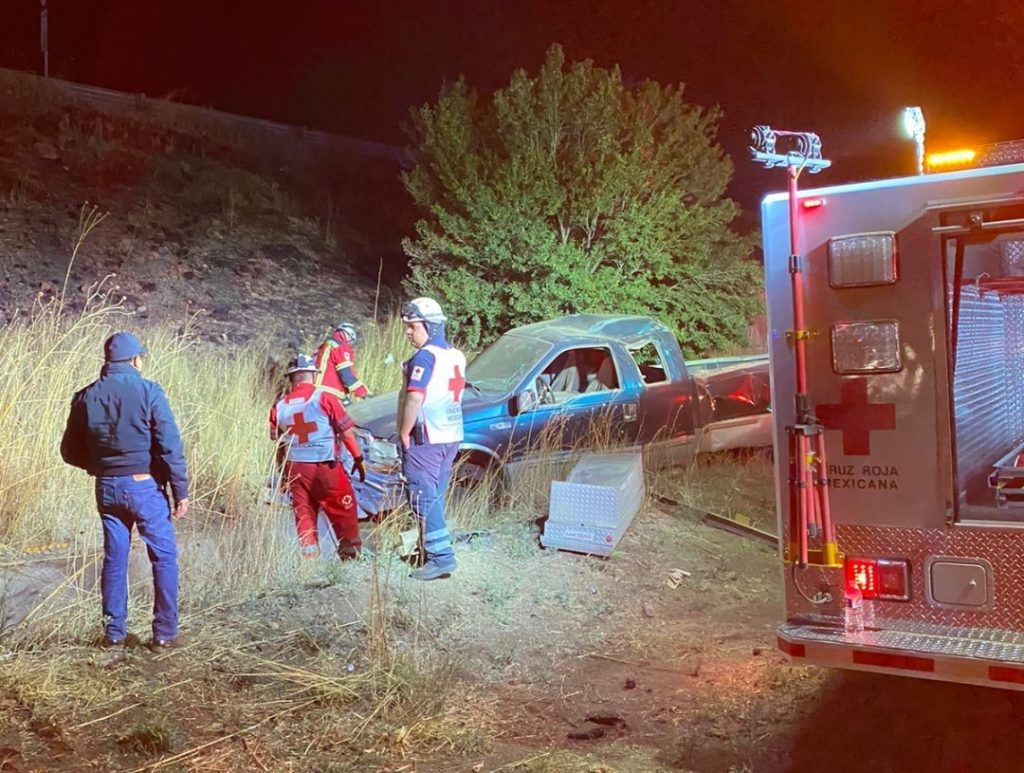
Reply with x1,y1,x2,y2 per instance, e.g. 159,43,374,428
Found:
542,452,645,555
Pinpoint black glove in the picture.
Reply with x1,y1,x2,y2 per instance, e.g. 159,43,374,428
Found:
351,455,367,483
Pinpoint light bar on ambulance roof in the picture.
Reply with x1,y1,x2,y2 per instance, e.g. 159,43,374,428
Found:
924,139,1024,172
926,148,976,170
828,232,898,288
831,320,902,374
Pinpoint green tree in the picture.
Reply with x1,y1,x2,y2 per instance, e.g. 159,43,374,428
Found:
402,44,761,355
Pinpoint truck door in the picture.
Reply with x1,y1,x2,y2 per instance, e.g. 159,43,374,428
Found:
509,344,636,455
623,338,701,467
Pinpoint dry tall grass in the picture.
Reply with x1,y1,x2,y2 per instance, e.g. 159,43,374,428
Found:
0,275,481,647
0,295,486,755
0,233,767,767
347,310,409,395
0,285,316,643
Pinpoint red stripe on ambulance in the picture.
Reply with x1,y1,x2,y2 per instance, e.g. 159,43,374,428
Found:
988,666,1024,685
852,650,934,673
776,637,805,657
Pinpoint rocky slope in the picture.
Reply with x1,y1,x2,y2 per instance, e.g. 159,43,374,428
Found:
0,72,408,351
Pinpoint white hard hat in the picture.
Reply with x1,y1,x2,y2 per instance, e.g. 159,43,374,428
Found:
401,297,446,324
286,354,318,375
332,321,359,345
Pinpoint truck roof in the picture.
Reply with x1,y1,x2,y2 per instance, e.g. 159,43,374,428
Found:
508,314,668,345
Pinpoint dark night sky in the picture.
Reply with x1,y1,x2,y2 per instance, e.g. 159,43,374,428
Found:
2,0,1023,211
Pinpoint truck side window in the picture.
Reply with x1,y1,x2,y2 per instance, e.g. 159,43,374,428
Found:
538,347,619,401
629,342,668,385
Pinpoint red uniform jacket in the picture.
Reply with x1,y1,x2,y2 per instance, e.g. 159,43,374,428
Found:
313,333,369,400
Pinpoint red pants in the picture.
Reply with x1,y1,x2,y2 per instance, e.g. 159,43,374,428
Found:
285,461,360,555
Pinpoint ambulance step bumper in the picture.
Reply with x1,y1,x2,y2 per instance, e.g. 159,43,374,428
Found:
779,620,1024,688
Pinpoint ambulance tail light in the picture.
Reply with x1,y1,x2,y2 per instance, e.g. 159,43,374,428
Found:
828,232,898,287
845,557,911,601
831,320,902,374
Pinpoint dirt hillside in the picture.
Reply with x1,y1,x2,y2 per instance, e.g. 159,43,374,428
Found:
0,71,408,351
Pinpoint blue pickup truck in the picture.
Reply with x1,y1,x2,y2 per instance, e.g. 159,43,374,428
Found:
347,314,768,517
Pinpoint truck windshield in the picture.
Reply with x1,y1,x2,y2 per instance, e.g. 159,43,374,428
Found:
466,334,552,395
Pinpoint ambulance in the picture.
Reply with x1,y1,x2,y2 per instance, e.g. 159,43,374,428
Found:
762,137,1024,688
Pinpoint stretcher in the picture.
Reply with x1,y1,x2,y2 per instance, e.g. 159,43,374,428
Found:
988,443,1024,507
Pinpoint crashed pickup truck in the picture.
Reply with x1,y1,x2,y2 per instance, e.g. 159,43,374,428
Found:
347,314,770,517
689,354,771,453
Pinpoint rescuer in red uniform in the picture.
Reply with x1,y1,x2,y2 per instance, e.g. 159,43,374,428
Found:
270,354,367,559
313,322,370,402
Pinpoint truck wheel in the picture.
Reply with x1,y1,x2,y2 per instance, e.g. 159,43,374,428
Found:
451,451,505,510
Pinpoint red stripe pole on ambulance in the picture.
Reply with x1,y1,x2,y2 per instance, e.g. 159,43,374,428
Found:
750,127,840,569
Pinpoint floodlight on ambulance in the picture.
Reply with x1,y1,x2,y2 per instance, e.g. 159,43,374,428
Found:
926,148,976,171
828,232,898,288
901,107,926,175
901,107,925,142
831,320,902,374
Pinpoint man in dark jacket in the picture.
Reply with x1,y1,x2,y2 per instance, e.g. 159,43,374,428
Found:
61,332,189,652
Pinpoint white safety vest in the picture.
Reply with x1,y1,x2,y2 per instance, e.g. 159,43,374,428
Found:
417,344,466,444
275,389,335,463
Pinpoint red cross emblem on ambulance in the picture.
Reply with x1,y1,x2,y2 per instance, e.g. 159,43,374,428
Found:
815,379,895,456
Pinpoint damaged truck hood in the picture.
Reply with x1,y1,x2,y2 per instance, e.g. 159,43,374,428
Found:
346,390,504,440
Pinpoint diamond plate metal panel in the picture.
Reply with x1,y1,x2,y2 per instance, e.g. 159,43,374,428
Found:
548,453,644,529
780,620,1024,662
953,286,1013,493
1001,240,1024,277
1007,295,1024,442
785,524,1024,631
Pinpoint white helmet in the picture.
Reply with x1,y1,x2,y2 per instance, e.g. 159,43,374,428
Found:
286,354,318,375
332,321,359,345
401,297,446,324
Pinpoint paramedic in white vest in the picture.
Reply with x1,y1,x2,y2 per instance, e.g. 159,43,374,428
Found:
270,354,367,560
398,298,466,581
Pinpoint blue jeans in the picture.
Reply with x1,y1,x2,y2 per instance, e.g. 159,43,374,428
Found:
403,442,458,563
95,475,179,642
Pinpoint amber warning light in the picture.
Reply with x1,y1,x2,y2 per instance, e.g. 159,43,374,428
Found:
845,557,911,601
926,148,976,170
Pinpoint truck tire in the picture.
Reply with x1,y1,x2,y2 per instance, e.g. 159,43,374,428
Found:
451,450,506,511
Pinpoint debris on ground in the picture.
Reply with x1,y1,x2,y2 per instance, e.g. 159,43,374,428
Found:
701,509,778,546
666,568,691,588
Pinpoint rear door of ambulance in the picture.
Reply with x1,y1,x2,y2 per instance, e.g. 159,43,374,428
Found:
764,165,1024,686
